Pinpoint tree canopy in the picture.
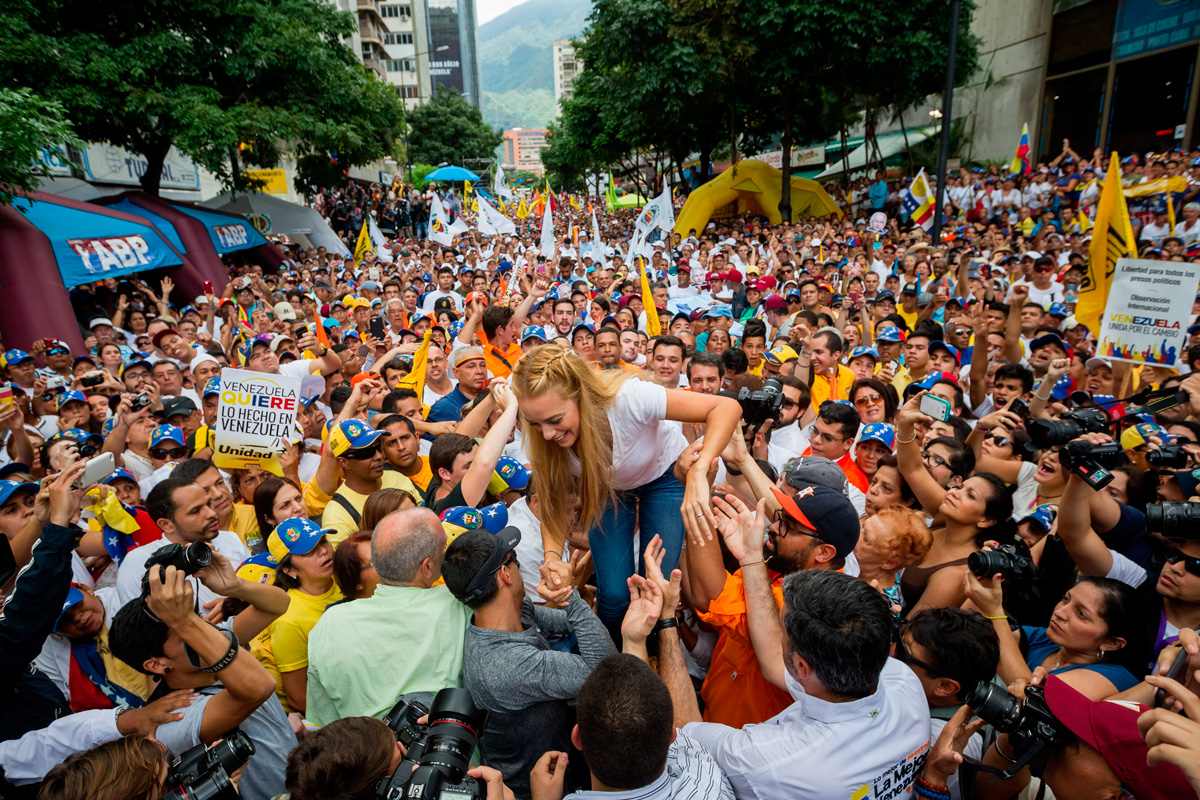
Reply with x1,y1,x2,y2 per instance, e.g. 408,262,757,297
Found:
0,88,80,207
0,0,406,196
406,85,504,168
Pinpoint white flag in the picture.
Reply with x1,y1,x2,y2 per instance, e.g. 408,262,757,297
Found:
428,194,455,246
477,195,516,236
493,165,515,201
591,208,604,266
368,215,394,262
635,186,675,242
539,197,555,258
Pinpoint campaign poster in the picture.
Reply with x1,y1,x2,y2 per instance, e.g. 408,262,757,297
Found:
213,368,301,475
1096,258,1200,367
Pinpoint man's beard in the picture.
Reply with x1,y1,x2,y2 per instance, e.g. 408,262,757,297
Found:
765,537,818,575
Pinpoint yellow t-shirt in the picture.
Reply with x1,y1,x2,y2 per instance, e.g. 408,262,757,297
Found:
230,504,261,552
810,364,857,410
896,305,919,331
321,471,421,545
266,584,344,713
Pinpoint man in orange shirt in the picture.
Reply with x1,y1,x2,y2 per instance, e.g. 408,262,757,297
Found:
455,281,548,379
684,481,859,729
802,401,868,493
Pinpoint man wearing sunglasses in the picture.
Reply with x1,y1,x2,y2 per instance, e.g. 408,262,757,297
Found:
321,420,420,545
442,526,615,799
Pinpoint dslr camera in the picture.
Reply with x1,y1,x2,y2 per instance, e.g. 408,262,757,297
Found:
140,541,213,598
162,729,254,800
1147,502,1200,541
1026,407,1109,449
965,682,1067,780
967,541,1037,586
375,688,489,800
737,376,784,435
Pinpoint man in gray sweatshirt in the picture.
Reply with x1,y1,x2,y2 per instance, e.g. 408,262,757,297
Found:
442,526,615,799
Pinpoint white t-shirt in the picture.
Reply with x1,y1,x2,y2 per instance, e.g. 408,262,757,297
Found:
684,658,930,800
115,530,251,607
570,379,687,491
422,289,465,313
278,356,328,400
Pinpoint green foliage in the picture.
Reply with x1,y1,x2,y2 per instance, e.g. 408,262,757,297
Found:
0,87,81,207
0,0,406,196
407,85,504,167
409,164,439,191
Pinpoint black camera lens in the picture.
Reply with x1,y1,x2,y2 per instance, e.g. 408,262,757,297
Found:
421,688,486,776
182,542,214,572
1147,502,1200,540
964,681,1023,732
210,731,255,774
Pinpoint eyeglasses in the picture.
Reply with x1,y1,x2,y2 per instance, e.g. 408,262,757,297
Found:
150,446,186,460
771,509,822,542
950,328,973,337
502,551,520,570
341,443,382,460
922,451,949,469
1165,547,1200,577
781,399,799,410
812,429,844,444
854,393,884,408
894,636,946,678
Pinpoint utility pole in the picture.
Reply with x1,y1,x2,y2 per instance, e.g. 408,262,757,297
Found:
932,0,961,243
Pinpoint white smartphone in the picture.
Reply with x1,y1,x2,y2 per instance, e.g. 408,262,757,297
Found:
78,451,115,488
919,393,952,422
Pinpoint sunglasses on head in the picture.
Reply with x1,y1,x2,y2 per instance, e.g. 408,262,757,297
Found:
341,443,381,460
986,432,1011,448
894,635,946,678
1165,547,1200,577
150,446,186,460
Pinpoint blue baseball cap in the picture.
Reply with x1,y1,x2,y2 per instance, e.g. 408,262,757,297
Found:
478,501,510,534
1030,332,1070,356
321,318,340,329
0,350,33,369
859,422,896,450
55,584,86,630
0,480,36,508
875,327,905,343
488,455,531,494
237,552,279,585
149,425,186,449
848,346,879,362
268,517,334,563
203,377,222,398
55,390,88,412
237,333,276,362
1021,504,1058,533
48,428,101,448
328,419,385,457
102,468,138,486
703,306,733,319
1046,303,1069,317
448,320,466,339
928,340,960,363
875,290,896,302
521,326,546,343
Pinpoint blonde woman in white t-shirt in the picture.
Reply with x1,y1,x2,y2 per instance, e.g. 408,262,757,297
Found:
511,344,741,629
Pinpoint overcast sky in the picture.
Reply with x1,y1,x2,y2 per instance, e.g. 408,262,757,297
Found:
475,0,527,24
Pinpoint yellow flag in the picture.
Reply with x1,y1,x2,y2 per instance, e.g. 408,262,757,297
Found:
464,181,473,198
1077,154,1137,335
516,198,529,218
639,258,661,337
397,331,433,413
353,219,373,265
569,194,580,211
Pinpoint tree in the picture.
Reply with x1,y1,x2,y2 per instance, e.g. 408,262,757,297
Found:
0,0,406,196
407,85,503,167
0,88,80,207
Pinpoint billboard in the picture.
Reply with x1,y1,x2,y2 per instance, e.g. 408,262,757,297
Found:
1113,0,1200,60
427,0,464,94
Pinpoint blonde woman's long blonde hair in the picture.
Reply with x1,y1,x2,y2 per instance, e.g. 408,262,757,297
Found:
511,344,640,543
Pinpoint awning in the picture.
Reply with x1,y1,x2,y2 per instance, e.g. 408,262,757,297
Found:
13,195,183,287
198,191,351,256
816,127,938,179
166,202,269,255
105,198,186,253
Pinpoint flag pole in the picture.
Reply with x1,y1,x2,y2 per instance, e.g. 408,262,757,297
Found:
932,0,961,243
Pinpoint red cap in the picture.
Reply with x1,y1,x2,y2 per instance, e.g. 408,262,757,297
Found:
1044,675,1192,799
763,296,788,312
760,275,778,289
724,269,743,283
705,271,724,283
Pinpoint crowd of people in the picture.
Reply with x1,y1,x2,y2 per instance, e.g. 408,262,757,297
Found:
5,146,1200,800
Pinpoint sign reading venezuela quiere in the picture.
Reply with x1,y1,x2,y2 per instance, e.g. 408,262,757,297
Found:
213,368,302,475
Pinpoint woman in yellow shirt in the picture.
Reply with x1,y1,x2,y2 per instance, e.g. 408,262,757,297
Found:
266,517,344,714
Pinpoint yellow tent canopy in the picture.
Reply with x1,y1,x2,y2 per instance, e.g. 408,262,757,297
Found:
613,193,649,208
674,159,842,235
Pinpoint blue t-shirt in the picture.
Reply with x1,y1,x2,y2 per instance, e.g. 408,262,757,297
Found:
427,387,472,423
1021,626,1137,692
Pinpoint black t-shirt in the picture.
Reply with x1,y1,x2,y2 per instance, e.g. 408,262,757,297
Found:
424,478,467,516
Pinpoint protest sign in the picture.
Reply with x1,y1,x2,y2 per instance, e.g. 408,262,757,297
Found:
1096,258,1200,367
213,368,302,475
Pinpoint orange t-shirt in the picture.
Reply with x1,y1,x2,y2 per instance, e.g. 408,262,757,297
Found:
696,570,793,729
800,447,870,494
477,331,523,379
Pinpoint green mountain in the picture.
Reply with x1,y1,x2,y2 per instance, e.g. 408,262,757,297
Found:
478,0,591,130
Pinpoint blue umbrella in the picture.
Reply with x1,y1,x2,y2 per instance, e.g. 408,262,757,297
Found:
425,166,482,182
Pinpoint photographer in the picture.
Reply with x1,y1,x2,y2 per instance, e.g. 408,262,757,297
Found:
108,551,293,800
441,525,615,799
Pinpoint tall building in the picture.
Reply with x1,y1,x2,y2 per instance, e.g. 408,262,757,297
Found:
503,129,549,176
424,0,482,107
552,39,580,104
378,1,427,108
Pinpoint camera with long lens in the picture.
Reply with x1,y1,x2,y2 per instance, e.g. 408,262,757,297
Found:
384,694,430,753
162,729,254,800
140,541,214,598
1057,439,1126,490
1026,407,1110,449
1146,502,1200,541
968,542,1037,586
375,688,488,800
964,682,1067,780
1146,443,1189,469
737,376,784,435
